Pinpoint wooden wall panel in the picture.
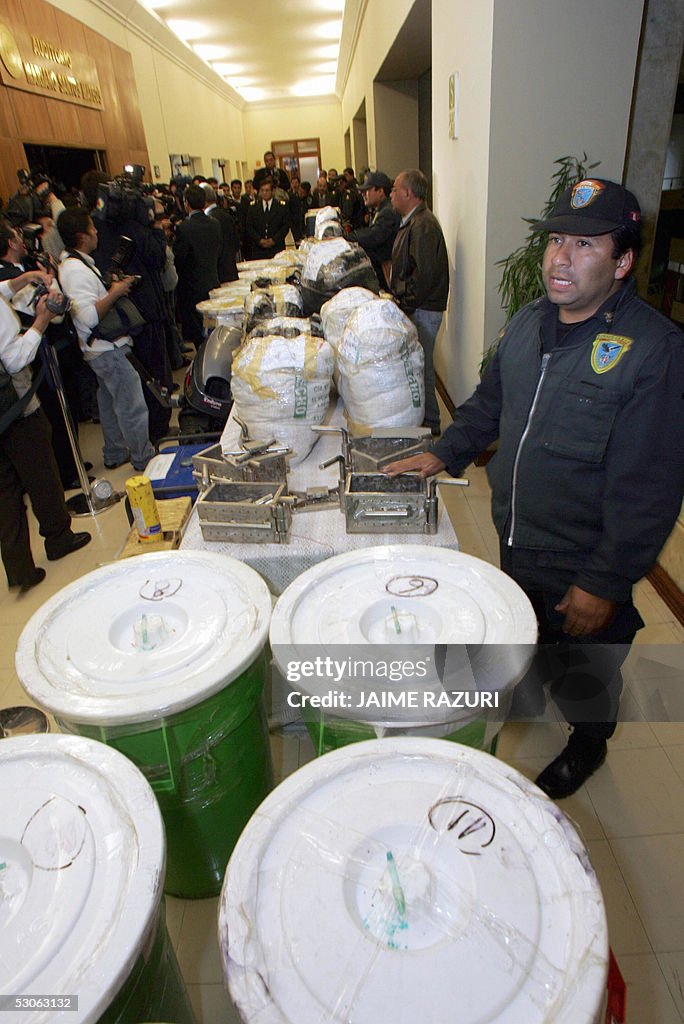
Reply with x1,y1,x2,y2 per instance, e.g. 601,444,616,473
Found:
0,88,19,138
0,0,150,202
9,90,56,143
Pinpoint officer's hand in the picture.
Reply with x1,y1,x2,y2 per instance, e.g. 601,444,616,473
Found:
384,453,446,479
555,586,616,636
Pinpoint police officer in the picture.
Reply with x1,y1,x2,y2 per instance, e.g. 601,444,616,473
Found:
245,178,290,259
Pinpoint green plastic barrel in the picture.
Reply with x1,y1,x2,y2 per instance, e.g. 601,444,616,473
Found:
0,735,196,1024
16,551,274,899
69,649,273,897
301,708,497,756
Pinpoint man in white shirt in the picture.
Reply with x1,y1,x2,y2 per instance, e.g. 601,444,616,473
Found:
0,271,91,591
57,207,154,472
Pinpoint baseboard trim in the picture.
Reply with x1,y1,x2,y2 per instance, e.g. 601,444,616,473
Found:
647,563,684,626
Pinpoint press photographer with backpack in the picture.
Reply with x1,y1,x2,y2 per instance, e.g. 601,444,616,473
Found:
57,206,154,473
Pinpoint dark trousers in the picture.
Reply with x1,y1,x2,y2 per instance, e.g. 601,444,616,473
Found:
0,408,71,586
132,320,173,443
500,545,643,741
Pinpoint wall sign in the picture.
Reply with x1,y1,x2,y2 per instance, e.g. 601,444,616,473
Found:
0,18,104,110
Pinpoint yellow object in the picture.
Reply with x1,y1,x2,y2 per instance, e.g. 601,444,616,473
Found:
125,475,161,541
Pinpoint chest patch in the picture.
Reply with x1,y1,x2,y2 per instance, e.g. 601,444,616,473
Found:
590,334,633,374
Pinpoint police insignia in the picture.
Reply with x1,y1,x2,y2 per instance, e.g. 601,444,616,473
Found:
571,179,605,209
590,334,633,374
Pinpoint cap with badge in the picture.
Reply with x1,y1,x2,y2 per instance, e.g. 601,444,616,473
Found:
358,171,393,192
534,178,641,236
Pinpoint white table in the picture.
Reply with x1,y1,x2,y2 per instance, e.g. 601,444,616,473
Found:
181,401,459,594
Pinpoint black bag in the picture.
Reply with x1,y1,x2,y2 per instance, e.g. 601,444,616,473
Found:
90,296,146,342
61,251,146,344
0,360,42,436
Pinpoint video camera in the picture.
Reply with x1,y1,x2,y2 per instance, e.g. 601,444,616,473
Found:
95,165,155,227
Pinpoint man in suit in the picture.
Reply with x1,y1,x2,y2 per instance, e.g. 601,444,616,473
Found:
253,151,291,194
203,186,238,284
245,179,290,260
173,184,221,345
348,171,400,288
311,173,339,210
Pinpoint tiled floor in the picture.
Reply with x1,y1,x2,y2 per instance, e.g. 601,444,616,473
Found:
2,405,683,1023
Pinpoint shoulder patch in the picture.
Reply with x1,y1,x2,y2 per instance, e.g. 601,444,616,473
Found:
590,333,633,374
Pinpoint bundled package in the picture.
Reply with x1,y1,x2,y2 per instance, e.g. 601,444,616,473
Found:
247,316,324,341
320,287,380,351
243,285,304,335
301,238,379,315
231,333,335,463
314,206,343,240
209,280,251,300
196,293,246,332
336,299,425,431
248,266,293,289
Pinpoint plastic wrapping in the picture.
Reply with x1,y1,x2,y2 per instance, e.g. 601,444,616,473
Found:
243,284,304,334
269,544,537,751
209,280,252,300
197,292,247,331
301,238,379,314
337,299,424,430
231,333,334,463
320,287,380,351
314,205,343,239
219,737,608,1024
247,315,324,341
248,265,292,289
0,734,195,1024
15,550,272,726
14,552,274,900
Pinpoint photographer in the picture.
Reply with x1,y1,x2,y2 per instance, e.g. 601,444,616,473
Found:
81,170,173,443
0,221,92,490
0,269,91,591
57,206,154,472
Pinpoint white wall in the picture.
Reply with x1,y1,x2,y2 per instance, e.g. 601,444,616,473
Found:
340,0,416,170
431,0,645,405
373,80,420,176
243,99,345,179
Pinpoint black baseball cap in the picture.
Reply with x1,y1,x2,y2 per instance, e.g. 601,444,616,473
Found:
534,178,641,236
359,171,392,192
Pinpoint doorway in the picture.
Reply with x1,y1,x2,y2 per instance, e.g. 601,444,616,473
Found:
271,139,322,185
23,144,106,195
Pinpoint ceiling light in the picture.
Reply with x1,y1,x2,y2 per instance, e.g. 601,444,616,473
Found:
193,44,230,61
291,76,337,97
235,86,269,102
138,0,177,10
315,44,340,60
165,18,208,40
211,62,244,77
313,20,342,40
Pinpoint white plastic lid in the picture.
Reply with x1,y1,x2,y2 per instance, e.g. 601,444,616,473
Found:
269,546,537,725
16,551,272,726
220,737,608,1024
0,734,164,1024
270,546,537,646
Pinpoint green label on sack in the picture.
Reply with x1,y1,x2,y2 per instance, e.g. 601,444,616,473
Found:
400,339,422,408
293,371,308,418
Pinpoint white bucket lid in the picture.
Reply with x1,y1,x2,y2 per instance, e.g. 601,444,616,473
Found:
16,551,272,727
220,737,607,1024
0,734,164,1024
269,546,537,726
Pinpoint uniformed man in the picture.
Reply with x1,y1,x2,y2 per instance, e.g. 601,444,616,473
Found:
348,171,399,286
253,151,291,194
245,178,290,259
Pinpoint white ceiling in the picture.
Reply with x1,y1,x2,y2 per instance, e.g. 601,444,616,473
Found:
138,0,345,103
